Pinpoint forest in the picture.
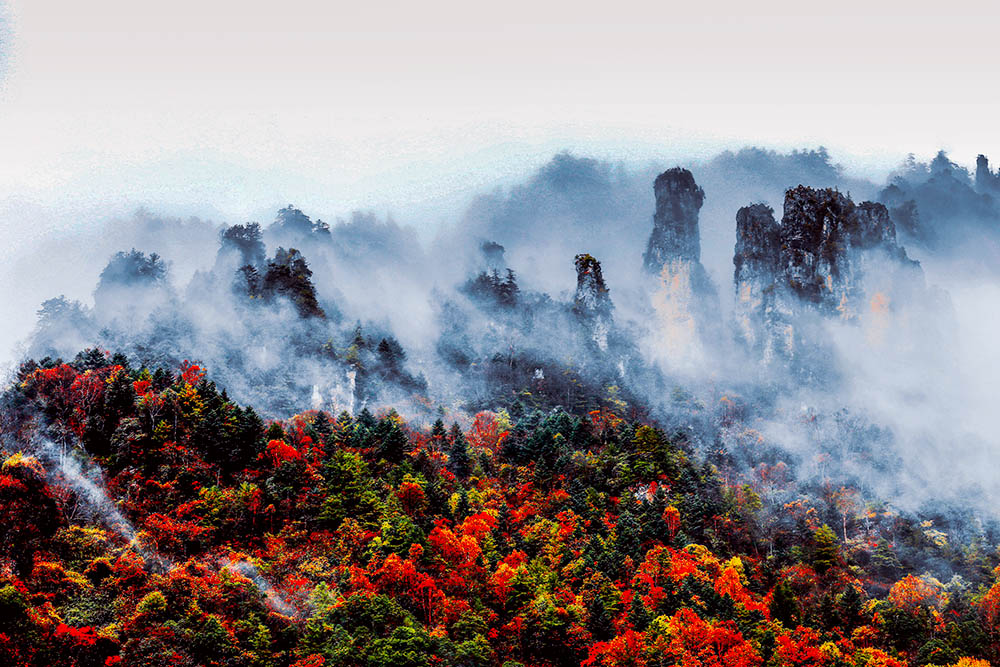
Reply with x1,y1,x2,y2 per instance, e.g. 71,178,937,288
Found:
2,349,999,666
4,147,1000,666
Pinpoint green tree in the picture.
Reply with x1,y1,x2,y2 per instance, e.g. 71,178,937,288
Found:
812,524,838,575
375,414,409,464
770,580,799,627
448,423,471,479
190,614,237,664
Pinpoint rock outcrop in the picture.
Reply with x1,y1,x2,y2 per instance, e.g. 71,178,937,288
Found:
480,241,507,273
643,168,719,367
733,204,791,361
976,154,1000,193
643,168,705,270
734,186,922,370
780,187,912,314
573,253,613,351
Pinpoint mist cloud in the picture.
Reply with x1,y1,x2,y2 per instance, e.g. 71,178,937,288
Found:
5,145,1000,524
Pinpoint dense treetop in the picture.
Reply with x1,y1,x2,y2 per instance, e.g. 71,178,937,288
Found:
1,349,998,666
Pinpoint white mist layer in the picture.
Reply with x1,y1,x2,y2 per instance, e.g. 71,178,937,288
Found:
222,559,299,617
35,438,138,543
5,147,1000,520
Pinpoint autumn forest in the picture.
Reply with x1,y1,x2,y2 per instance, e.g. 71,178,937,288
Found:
4,149,1000,667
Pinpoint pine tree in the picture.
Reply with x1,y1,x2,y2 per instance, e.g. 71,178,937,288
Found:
586,595,614,641
614,504,642,564
313,412,333,443
838,585,863,629
448,422,471,479
627,593,652,632
770,580,799,627
375,413,408,464
261,247,325,318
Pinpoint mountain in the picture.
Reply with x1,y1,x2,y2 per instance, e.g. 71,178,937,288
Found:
2,351,999,666
3,147,1000,666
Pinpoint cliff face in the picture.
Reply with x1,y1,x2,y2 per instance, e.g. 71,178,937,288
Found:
643,168,705,271
735,186,922,369
780,187,908,314
573,253,613,351
734,203,780,285
733,204,792,361
976,154,1000,193
644,168,719,367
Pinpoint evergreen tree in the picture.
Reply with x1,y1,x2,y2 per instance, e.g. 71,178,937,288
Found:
375,413,408,464
448,423,472,479
627,593,652,632
431,418,447,453
219,222,266,267
770,580,799,627
837,585,863,629
73,348,107,371
313,412,333,443
585,595,614,641
261,247,325,318
613,503,642,564
237,264,262,296
377,337,405,372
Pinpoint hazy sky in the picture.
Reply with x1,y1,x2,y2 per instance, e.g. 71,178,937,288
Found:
0,0,997,351
1,0,998,234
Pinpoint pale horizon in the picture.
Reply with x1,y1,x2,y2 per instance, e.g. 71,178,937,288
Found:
1,0,997,232
1,0,998,370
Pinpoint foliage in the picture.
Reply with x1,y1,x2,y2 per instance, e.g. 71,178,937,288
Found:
0,352,997,665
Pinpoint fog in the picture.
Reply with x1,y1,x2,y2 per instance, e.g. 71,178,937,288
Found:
3,145,1000,524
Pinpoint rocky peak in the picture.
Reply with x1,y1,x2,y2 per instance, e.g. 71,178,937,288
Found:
573,253,612,320
480,240,506,272
734,186,922,371
643,167,705,272
643,168,720,368
976,154,1000,193
734,204,780,285
779,186,906,309
733,204,786,361
573,253,613,351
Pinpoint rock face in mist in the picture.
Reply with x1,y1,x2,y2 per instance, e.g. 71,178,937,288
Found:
735,186,922,369
573,253,613,351
976,154,1000,193
780,187,910,312
733,204,791,361
480,241,506,272
643,168,719,366
643,168,704,269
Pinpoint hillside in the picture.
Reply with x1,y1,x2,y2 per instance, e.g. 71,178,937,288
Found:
1,350,999,666
4,149,1000,666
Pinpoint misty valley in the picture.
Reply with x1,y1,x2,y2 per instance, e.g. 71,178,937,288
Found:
4,147,1000,666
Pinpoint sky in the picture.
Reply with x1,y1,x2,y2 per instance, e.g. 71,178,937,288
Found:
0,0,998,360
